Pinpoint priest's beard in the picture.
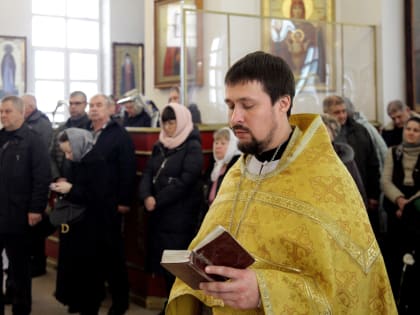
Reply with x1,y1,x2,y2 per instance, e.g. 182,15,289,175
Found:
233,122,278,155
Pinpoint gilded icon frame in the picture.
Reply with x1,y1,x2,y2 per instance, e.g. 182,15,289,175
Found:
261,0,335,91
154,0,203,88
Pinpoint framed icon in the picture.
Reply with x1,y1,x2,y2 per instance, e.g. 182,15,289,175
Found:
0,35,26,98
112,42,144,99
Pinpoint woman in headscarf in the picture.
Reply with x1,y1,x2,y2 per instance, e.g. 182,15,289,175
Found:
206,127,241,206
50,128,108,315
381,116,420,310
139,103,203,312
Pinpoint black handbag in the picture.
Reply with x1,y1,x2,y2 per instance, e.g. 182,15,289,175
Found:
49,196,86,228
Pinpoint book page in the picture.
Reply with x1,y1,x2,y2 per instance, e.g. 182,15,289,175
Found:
161,250,191,263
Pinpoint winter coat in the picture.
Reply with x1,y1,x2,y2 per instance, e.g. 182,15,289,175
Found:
122,111,151,127
55,148,108,311
26,109,53,147
139,127,203,272
342,118,381,201
352,111,388,171
333,142,368,207
0,124,51,234
92,119,136,225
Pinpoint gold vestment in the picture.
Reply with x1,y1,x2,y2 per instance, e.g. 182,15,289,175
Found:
167,114,397,315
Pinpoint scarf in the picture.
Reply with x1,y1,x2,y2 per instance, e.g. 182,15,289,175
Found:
159,103,193,149
402,141,420,149
59,127,94,162
210,127,241,182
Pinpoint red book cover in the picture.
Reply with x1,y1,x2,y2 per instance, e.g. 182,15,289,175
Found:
161,225,255,290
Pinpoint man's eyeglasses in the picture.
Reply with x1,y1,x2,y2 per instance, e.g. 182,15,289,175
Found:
69,101,85,106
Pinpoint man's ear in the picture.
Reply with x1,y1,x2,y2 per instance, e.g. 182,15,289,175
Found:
275,95,291,113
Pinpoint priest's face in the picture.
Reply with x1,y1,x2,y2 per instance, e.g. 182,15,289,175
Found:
225,80,290,155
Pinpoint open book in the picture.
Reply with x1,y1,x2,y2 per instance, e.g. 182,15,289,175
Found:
161,225,255,290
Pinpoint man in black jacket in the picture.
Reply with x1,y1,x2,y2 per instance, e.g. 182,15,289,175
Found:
0,95,51,315
88,94,136,315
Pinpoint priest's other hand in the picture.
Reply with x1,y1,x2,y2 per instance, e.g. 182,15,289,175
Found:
199,266,261,310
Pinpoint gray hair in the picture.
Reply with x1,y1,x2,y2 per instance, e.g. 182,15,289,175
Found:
387,100,407,115
322,95,345,113
127,97,144,115
91,93,114,108
1,95,24,113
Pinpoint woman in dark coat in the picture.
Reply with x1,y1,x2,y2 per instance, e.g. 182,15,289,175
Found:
321,114,368,206
381,117,420,312
50,128,108,315
139,103,203,300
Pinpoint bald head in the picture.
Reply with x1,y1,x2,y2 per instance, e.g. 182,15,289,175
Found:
22,94,37,119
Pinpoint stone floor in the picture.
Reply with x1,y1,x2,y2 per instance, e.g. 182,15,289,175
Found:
4,266,160,315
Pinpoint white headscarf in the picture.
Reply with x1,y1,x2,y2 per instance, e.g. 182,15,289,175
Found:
211,127,241,182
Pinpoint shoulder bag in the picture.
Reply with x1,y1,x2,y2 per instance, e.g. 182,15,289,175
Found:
49,196,86,228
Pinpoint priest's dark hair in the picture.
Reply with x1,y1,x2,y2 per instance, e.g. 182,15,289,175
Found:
224,51,295,116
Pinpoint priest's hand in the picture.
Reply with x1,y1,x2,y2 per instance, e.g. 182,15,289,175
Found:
199,266,261,310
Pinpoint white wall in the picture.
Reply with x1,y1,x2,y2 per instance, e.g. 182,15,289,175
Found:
336,0,405,124
106,0,144,95
335,0,382,24
110,0,144,44
0,0,31,36
379,0,405,125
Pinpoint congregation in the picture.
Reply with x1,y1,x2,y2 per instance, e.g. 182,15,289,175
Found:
0,51,419,315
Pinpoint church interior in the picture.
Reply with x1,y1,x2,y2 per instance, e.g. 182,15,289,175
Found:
0,0,418,314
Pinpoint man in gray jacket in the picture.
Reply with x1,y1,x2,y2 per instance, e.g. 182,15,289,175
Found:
22,94,52,147
21,94,53,278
